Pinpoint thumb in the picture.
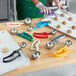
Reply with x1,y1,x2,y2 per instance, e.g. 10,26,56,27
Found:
55,0,61,9
60,4,66,10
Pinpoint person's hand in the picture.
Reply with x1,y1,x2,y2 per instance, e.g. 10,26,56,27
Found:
36,2,51,14
55,0,66,10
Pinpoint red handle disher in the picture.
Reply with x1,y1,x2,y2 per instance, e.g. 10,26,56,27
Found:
33,32,52,38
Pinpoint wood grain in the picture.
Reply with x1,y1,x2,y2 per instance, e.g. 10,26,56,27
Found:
1,18,76,76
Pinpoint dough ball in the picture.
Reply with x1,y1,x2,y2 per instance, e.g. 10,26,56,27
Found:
60,13,65,17
72,26,76,30
2,47,9,53
53,17,58,21
62,21,67,25
67,30,72,34
57,25,61,28
68,17,73,21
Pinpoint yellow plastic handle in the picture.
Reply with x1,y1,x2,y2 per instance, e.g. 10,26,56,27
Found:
53,46,69,57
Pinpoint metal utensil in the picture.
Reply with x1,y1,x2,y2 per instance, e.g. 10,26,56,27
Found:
3,42,26,63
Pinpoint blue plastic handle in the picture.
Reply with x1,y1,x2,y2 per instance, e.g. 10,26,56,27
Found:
35,21,49,25
33,23,49,29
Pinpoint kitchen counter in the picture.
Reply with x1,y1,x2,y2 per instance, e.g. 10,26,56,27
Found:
1,18,76,76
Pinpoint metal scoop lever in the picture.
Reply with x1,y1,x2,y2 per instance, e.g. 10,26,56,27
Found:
46,35,65,49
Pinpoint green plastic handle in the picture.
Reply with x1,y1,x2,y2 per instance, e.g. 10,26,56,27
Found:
17,32,33,41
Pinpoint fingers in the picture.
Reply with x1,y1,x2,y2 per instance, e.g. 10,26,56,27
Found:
40,8,44,12
55,0,66,10
60,4,66,11
55,0,61,9
40,7,51,15
48,8,51,13
45,8,49,14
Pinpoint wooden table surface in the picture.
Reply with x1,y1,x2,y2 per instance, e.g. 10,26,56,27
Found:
1,18,76,76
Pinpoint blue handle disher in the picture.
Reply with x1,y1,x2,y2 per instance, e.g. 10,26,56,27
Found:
33,21,50,29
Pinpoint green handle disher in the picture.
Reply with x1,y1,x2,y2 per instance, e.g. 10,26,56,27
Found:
17,32,33,41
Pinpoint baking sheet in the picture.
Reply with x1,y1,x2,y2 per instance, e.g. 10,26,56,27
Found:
42,10,76,38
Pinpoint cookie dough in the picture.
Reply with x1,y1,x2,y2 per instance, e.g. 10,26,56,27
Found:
67,30,72,34
2,47,9,53
68,17,73,21
62,21,67,25
72,26,76,30
60,13,65,17
57,25,61,28
53,17,58,21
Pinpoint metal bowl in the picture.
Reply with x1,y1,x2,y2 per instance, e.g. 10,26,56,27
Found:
20,42,26,48
10,28,18,34
51,29,57,35
46,42,54,49
27,26,33,31
65,40,72,46
24,18,32,25
32,51,40,59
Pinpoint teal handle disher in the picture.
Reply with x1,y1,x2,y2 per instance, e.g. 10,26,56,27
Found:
33,23,49,29
17,32,33,41
33,21,49,29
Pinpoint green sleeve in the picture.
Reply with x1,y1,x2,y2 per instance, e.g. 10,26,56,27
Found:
16,0,46,20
